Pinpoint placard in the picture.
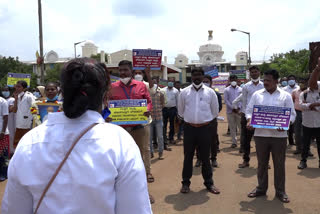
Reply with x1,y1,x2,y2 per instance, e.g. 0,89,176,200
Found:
204,66,219,79
212,73,229,93
250,105,291,130
109,99,148,125
7,73,31,87
230,70,246,81
37,102,62,122
132,49,162,70
110,75,120,83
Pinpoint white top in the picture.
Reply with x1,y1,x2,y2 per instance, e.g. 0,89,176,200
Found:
162,87,179,108
0,97,9,135
299,88,320,128
246,88,296,138
283,85,300,95
143,81,156,95
1,110,152,214
232,93,243,110
178,85,219,124
15,92,35,129
241,81,264,113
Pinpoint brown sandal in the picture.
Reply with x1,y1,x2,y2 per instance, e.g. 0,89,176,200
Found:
147,173,155,183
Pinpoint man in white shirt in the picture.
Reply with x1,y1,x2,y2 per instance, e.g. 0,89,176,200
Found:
246,69,296,203
236,66,264,168
12,80,35,149
178,67,220,195
162,78,179,147
298,58,320,169
283,74,300,146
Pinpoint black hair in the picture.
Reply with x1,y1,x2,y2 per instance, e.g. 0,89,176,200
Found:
174,81,181,84
287,74,296,80
204,74,213,83
16,80,28,89
61,58,109,119
118,60,133,70
45,82,58,90
249,66,259,71
264,69,279,80
229,74,238,80
191,67,204,75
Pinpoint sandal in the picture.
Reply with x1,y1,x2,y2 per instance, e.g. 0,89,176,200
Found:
248,189,266,198
180,185,190,194
147,173,155,183
276,193,290,203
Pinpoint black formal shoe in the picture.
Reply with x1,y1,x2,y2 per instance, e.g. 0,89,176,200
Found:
150,152,154,159
298,161,307,169
207,186,220,194
248,188,266,198
217,148,221,153
212,160,218,168
164,146,172,151
293,150,301,155
239,148,244,153
276,192,290,203
195,160,201,167
180,185,190,194
0,175,7,182
238,161,249,168
308,151,314,157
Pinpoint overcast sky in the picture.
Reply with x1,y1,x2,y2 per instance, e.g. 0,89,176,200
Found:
1,0,320,63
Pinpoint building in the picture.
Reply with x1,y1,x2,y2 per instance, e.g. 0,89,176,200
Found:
81,41,98,58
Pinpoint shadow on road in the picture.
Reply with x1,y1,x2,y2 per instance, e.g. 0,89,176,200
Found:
239,197,293,214
235,167,257,178
297,168,320,179
165,189,210,211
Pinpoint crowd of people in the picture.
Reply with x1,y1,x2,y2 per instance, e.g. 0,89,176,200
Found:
1,57,320,213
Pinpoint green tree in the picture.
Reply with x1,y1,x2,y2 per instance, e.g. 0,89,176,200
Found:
44,64,62,83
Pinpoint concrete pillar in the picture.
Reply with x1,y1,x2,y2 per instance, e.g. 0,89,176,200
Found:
100,51,105,63
163,56,168,80
107,54,112,64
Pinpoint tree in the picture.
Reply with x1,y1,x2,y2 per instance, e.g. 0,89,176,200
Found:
90,53,108,63
44,64,62,83
0,56,38,88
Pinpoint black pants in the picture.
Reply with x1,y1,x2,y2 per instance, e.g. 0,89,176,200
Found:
182,123,214,188
163,107,177,141
196,119,218,161
301,126,320,162
240,113,247,149
255,137,287,194
241,114,255,162
288,124,295,145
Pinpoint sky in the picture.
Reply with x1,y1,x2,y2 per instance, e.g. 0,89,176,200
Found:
0,0,320,64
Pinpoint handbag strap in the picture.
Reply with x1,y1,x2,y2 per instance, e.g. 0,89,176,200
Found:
34,123,99,214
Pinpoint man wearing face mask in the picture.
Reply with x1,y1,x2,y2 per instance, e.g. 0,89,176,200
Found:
283,75,300,146
109,60,155,204
224,75,242,148
162,77,179,147
237,66,264,168
178,67,220,194
280,77,288,88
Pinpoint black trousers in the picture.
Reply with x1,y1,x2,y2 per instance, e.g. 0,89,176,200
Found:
195,119,218,161
241,114,255,162
301,126,320,162
254,137,287,194
162,107,177,141
182,123,214,188
240,113,247,149
288,124,295,145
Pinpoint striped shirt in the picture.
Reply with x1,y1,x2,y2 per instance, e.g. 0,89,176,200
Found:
151,88,164,121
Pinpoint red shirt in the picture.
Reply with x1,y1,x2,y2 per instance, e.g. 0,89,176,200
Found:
110,79,153,111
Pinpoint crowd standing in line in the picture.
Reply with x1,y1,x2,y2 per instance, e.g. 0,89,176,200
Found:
1,57,320,213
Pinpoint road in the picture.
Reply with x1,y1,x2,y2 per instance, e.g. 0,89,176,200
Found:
1,106,320,214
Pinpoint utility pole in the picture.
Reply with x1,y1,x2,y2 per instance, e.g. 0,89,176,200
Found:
38,0,45,84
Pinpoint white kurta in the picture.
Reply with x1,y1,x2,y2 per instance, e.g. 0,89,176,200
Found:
6,97,16,152
2,110,152,214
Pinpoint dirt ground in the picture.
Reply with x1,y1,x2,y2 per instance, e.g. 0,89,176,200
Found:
1,106,320,214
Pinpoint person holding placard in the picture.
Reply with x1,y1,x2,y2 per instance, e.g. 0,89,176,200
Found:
246,69,295,203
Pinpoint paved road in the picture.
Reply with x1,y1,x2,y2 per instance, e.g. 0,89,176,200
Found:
1,107,320,214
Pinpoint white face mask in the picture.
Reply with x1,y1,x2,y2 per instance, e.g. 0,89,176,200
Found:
192,82,203,89
251,77,260,83
203,83,211,87
134,74,143,82
120,77,131,85
231,81,237,87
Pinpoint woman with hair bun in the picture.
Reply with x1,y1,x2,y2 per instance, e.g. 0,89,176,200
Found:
2,58,152,214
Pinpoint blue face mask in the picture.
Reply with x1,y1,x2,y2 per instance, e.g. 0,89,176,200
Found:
288,80,296,86
168,82,174,87
33,92,41,98
46,95,58,102
281,81,288,87
2,91,10,98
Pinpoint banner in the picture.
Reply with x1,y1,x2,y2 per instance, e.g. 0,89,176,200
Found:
7,73,31,87
109,99,148,125
250,105,291,130
204,66,219,79
159,78,168,87
132,49,162,70
212,73,229,93
230,70,246,81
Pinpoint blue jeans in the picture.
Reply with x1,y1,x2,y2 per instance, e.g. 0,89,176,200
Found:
150,120,164,154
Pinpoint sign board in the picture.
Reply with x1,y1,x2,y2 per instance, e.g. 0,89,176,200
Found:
204,66,219,79
108,99,148,125
250,105,291,130
7,73,31,87
230,70,246,81
212,73,229,93
132,49,162,70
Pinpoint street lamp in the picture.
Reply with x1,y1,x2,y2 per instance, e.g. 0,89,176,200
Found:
231,28,251,67
74,40,86,58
